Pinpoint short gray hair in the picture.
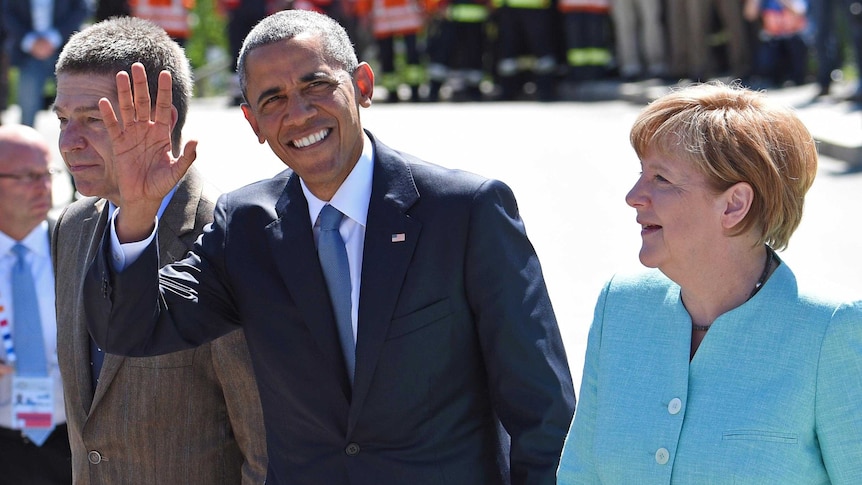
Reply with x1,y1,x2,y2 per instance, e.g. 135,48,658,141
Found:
56,16,193,153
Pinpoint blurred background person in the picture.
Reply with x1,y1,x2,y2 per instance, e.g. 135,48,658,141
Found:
0,124,69,485
558,82,862,483
1,0,89,127
0,8,9,124
493,0,558,100
94,0,132,20
219,0,289,106
556,0,613,88
356,0,428,101
665,0,751,81
609,0,666,81
128,0,195,46
810,0,862,99
425,0,491,101
744,0,810,88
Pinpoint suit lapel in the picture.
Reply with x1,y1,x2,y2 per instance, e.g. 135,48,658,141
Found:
266,173,353,396
348,139,421,433
76,200,112,413
157,168,204,261
264,139,423,413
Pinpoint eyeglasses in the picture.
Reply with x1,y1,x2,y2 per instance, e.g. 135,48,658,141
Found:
0,168,60,184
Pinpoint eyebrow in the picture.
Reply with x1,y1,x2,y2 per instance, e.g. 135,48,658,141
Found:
52,103,101,115
254,71,335,106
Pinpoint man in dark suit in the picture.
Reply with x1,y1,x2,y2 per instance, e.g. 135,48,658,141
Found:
85,9,575,485
51,17,267,485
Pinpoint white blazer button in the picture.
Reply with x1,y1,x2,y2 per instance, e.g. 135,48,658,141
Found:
88,450,102,464
668,397,682,415
655,448,669,465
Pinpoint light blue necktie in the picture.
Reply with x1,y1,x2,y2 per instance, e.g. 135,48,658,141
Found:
317,205,355,385
11,243,52,445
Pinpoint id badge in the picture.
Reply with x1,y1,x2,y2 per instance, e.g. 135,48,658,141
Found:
11,375,53,430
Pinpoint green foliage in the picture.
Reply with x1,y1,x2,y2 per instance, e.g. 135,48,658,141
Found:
186,0,228,69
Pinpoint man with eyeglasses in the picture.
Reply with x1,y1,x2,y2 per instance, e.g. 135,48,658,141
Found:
0,124,71,484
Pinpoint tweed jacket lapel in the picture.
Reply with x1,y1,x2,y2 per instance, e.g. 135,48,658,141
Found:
156,168,206,262
63,198,110,414
91,169,207,411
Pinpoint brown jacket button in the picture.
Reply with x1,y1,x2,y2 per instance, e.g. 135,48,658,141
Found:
88,450,102,464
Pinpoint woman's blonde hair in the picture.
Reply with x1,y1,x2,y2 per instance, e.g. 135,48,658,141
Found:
630,82,818,250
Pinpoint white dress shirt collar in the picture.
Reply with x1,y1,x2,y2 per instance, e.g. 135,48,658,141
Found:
302,132,374,228
0,221,50,258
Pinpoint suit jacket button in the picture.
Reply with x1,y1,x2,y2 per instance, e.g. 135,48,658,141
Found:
345,443,360,456
88,450,102,464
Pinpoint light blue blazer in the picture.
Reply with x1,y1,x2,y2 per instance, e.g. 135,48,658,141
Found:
558,263,862,484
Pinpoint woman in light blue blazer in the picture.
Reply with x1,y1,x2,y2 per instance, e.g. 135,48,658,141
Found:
558,82,862,484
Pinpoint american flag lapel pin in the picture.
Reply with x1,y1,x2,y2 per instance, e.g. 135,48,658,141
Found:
391,233,406,243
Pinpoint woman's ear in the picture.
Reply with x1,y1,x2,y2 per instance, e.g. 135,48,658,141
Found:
721,181,754,230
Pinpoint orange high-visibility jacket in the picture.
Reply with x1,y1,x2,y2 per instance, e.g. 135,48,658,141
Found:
557,0,607,13
129,0,195,39
356,0,427,38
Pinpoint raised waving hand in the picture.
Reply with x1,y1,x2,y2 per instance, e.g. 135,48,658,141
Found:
98,63,197,242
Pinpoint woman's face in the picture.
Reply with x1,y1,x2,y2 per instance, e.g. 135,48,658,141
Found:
625,150,728,277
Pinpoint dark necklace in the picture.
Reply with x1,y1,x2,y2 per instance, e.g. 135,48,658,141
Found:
692,246,775,332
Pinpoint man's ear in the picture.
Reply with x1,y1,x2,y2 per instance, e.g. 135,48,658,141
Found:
721,181,754,230
241,103,266,144
354,62,374,107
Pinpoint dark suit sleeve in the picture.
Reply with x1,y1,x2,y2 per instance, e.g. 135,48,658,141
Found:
84,202,241,357
465,179,576,485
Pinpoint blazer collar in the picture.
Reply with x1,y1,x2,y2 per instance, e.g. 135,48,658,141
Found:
91,171,205,412
350,134,421,432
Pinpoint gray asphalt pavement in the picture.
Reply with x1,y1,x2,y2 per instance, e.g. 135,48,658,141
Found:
22,85,862,392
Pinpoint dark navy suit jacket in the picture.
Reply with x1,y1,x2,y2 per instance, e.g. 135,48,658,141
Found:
85,133,575,485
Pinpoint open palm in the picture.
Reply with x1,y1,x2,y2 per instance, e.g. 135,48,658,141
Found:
98,63,197,240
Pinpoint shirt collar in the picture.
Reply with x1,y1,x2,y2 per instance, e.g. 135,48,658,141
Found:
303,131,374,227
0,221,50,259
107,183,180,221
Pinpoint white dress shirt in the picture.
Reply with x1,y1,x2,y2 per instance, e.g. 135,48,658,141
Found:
0,222,65,428
303,133,374,340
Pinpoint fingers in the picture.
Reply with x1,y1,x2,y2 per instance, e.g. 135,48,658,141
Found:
114,69,137,132
129,64,173,127
103,63,175,136
155,70,174,127
98,97,122,141
131,63,152,123
177,140,198,175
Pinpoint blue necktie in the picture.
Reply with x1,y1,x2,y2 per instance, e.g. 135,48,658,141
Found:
317,205,355,384
11,243,52,445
